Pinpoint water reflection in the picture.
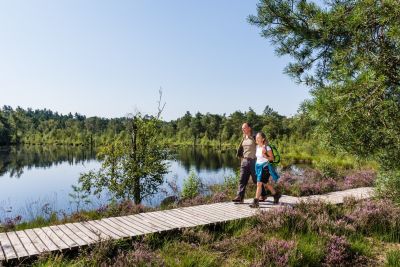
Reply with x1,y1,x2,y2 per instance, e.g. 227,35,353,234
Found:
172,147,238,172
0,145,97,178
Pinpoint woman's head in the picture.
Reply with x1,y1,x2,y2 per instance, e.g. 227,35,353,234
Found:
256,132,268,145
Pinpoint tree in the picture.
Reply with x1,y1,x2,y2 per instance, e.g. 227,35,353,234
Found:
78,113,170,204
190,112,204,146
0,111,11,145
249,0,400,169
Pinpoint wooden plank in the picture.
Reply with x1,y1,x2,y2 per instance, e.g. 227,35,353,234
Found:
106,217,143,236
116,216,153,234
181,206,226,221
64,223,96,245
6,232,29,259
15,231,39,257
168,209,214,225
56,225,87,247
181,207,226,222
205,203,255,218
0,241,5,261
68,223,100,243
133,214,171,231
198,205,249,221
80,221,112,240
95,220,129,238
208,203,250,216
144,212,189,229
183,208,226,223
164,209,208,226
149,211,193,228
213,203,256,217
0,233,16,261
139,212,177,230
49,226,79,248
41,227,70,250
189,205,236,221
85,221,120,239
158,210,199,227
100,218,136,237
125,215,160,233
24,229,49,253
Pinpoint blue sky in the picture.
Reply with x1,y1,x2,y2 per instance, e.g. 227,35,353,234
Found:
0,0,310,120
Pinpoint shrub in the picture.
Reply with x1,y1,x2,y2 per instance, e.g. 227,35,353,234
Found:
324,235,352,266
342,170,376,190
181,170,203,199
345,199,400,242
257,206,308,234
375,170,400,205
314,158,338,178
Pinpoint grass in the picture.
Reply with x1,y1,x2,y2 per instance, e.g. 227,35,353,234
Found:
386,250,400,267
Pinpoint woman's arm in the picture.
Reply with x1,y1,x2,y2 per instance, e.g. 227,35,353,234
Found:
262,147,274,162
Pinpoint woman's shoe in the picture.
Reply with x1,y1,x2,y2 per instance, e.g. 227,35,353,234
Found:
249,198,259,208
273,191,282,204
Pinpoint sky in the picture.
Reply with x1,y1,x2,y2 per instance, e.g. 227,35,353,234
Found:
0,0,310,121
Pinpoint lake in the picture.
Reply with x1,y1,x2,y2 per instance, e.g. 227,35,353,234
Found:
0,145,239,221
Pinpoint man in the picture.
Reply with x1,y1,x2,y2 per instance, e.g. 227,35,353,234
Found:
232,122,267,203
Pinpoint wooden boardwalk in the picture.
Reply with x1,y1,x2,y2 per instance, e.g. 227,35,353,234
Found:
0,187,373,262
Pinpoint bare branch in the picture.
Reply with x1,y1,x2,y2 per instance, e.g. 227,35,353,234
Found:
157,87,166,119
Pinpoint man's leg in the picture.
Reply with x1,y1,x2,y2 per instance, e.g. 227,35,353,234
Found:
236,159,251,200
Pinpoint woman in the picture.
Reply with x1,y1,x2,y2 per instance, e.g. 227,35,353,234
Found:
250,132,281,208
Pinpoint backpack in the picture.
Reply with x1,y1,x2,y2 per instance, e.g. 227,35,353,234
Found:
267,143,281,165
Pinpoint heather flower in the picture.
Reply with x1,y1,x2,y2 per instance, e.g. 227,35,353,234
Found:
257,206,308,233
341,170,376,190
324,235,351,266
345,199,400,236
300,178,338,196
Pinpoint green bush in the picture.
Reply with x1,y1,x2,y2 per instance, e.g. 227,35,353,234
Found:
376,170,400,205
181,170,202,199
313,158,338,178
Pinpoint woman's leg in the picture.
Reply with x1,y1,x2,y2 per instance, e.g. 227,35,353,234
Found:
264,182,276,195
256,182,263,199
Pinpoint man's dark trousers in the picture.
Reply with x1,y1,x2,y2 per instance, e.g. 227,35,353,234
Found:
237,158,267,199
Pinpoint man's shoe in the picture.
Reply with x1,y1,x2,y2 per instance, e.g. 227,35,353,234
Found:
232,195,244,203
249,198,259,208
258,195,267,202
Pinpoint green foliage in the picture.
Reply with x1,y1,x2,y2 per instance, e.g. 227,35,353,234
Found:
249,0,400,170
181,170,202,199
375,170,400,205
78,114,170,204
313,158,338,178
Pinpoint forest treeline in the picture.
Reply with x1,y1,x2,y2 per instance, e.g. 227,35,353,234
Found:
0,105,314,147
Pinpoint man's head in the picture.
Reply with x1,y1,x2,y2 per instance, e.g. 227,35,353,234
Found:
241,122,252,136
